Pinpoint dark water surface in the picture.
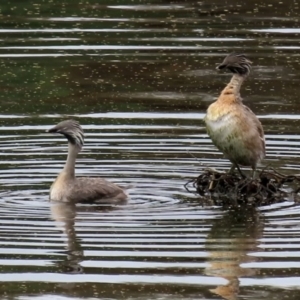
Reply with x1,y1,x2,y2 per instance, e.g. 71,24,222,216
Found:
0,0,300,299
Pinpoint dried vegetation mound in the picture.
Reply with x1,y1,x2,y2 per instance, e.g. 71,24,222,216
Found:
184,168,300,206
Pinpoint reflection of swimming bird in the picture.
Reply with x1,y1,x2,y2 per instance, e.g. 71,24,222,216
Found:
47,119,129,203
50,201,83,274
51,201,117,275
204,53,265,177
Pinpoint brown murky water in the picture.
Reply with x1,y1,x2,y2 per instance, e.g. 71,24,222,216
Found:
0,0,300,299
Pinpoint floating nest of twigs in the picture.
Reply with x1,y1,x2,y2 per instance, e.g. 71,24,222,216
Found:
184,167,300,206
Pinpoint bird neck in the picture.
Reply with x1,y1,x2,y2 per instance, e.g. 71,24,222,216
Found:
221,74,246,99
63,143,80,178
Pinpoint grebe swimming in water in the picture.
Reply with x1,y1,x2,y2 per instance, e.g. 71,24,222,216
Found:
47,119,129,204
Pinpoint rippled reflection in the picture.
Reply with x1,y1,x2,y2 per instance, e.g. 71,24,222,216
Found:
205,207,263,300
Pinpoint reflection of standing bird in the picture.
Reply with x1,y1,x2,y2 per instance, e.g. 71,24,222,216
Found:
205,207,263,300
47,119,129,203
204,53,265,178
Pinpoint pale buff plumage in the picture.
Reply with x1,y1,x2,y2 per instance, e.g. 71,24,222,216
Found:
204,53,265,177
48,119,129,204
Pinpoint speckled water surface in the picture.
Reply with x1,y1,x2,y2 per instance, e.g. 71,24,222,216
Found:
0,0,300,299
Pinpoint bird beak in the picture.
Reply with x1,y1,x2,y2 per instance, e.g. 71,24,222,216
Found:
216,63,227,70
46,126,58,133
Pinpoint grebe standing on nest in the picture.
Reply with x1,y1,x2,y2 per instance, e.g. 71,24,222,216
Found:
204,53,265,178
47,119,129,204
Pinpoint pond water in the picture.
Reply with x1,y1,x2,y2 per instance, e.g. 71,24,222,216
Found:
1,0,300,299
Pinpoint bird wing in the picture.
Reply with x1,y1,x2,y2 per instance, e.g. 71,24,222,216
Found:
244,105,266,156
68,177,126,204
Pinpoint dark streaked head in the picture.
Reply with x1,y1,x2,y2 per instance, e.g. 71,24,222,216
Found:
47,119,84,148
217,53,252,76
